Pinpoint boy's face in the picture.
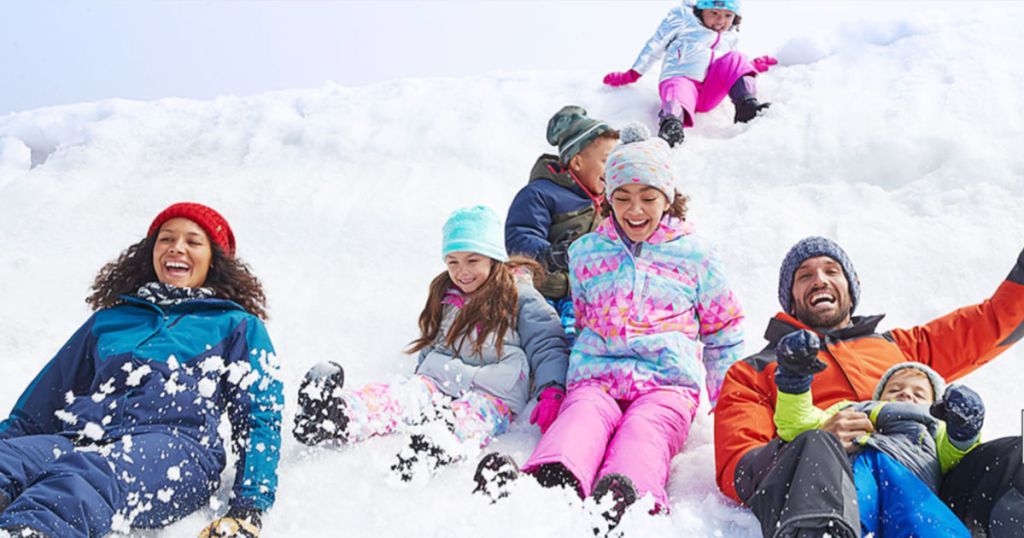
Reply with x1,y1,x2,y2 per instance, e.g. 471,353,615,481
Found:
701,8,736,32
878,369,934,404
570,137,617,197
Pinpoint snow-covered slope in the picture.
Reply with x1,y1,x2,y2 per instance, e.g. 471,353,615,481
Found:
1,4,1023,537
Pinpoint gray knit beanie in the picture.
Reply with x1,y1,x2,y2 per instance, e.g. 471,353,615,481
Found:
778,236,860,314
872,362,946,401
547,105,612,164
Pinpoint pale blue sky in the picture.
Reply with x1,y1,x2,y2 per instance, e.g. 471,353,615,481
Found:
0,1,943,114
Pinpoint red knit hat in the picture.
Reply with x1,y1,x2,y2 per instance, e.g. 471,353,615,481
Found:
147,202,236,257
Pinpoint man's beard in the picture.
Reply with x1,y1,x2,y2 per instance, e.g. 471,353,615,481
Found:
793,302,852,332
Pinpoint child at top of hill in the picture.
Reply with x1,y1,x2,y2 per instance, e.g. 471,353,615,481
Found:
506,106,619,340
603,0,774,146
773,329,985,537
292,206,570,482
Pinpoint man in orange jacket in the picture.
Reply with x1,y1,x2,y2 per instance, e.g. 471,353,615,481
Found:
714,236,1024,538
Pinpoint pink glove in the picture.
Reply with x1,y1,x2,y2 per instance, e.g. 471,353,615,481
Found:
603,69,641,87
752,55,778,73
529,387,565,433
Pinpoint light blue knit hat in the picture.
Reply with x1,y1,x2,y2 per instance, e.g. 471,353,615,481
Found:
696,0,741,15
441,205,509,262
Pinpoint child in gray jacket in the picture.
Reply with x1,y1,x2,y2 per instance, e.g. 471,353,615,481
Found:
293,206,570,482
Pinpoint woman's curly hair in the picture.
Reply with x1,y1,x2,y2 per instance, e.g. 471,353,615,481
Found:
86,235,268,320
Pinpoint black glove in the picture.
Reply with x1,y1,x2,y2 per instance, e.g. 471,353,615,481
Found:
199,506,262,538
776,330,827,376
930,384,985,443
542,232,580,272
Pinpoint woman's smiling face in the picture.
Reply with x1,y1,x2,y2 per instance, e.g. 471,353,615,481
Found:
152,217,212,288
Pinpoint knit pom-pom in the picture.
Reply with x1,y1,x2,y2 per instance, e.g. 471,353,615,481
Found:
619,122,651,144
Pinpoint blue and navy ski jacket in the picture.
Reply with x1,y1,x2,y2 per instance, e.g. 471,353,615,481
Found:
0,296,283,511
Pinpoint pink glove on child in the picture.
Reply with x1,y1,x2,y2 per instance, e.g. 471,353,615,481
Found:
529,387,565,433
603,69,641,87
752,55,778,73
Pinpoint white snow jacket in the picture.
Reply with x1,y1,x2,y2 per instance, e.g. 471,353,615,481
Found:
630,0,740,82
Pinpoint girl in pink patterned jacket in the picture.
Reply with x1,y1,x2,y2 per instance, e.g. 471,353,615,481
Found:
474,125,745,528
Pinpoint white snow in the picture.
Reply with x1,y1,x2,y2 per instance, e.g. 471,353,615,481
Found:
2,2,1024,537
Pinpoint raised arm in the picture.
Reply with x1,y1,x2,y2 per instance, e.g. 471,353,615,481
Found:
886,247,1024,380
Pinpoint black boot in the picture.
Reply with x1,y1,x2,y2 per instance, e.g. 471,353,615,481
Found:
734,97,771,123
473,452,520,501
592,473,638,532
391,433,456,482
293,361,348,445
1,526,51,538
534,462,581,491
658,115,685,147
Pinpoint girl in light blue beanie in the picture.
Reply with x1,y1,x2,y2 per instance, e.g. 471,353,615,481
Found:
292,205,570,484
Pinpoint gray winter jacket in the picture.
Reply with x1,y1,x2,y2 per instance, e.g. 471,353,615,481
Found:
415,280,569,415
630,0,740,82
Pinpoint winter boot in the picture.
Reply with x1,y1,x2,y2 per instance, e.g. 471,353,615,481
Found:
473,452,521,501
293,361,348,446
733,97,771,124
390,432,457,483
658,115,685,147
534,462,581,492
0,526,51,538
592,473,638,533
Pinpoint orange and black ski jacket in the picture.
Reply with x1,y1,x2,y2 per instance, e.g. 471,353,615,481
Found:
714,254,1024,503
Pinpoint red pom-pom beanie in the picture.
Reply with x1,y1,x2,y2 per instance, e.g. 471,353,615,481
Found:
148,202,236,257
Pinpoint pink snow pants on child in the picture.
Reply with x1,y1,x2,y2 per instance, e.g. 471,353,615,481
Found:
521,383,698,508
659,51,757,127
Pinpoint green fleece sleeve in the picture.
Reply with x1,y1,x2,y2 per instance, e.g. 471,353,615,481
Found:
937,421,981,474
774,391,848,441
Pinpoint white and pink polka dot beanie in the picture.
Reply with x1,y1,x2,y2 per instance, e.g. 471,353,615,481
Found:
604,123,676,201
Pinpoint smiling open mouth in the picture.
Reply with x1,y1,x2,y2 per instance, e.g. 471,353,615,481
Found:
809,292,836,307
165,261,191,276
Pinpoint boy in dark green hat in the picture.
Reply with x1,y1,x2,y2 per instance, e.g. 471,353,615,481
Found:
505,106,619,337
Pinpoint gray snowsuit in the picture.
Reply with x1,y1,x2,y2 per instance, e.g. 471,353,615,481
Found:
415,280,569,415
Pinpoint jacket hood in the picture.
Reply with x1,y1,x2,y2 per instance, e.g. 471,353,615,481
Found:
764,312,886,346
529,154,580,191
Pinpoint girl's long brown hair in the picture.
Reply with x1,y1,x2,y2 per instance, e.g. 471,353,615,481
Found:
86,235,269,320
407,255,544,358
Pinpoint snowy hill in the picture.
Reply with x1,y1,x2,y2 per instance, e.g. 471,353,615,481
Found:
2,4,1024,537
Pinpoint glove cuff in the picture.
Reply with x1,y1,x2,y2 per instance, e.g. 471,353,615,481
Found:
226,506,263,529
538,386,566,401
775,368,813,394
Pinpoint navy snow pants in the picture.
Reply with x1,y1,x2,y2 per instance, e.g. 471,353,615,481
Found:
0,432,223,537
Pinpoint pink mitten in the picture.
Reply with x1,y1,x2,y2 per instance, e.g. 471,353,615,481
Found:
603,69,641,87
529,387,565,433
752,56,778,73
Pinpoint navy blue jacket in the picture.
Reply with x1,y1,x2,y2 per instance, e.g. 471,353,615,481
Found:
506,154,601,299
0,296,283,511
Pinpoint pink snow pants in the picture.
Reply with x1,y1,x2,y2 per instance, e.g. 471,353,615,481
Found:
521,383,698,508
659,51,756,127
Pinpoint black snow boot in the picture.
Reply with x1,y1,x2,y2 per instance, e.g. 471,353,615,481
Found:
534,462,581,492
658,115,685,147
1,526,51,538
591,473,638,533
473,452,521,501
734,97,771,123
391,433,457,482
293,361,349,446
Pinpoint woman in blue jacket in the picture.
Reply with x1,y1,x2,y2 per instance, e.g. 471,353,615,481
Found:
0,202,282,538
